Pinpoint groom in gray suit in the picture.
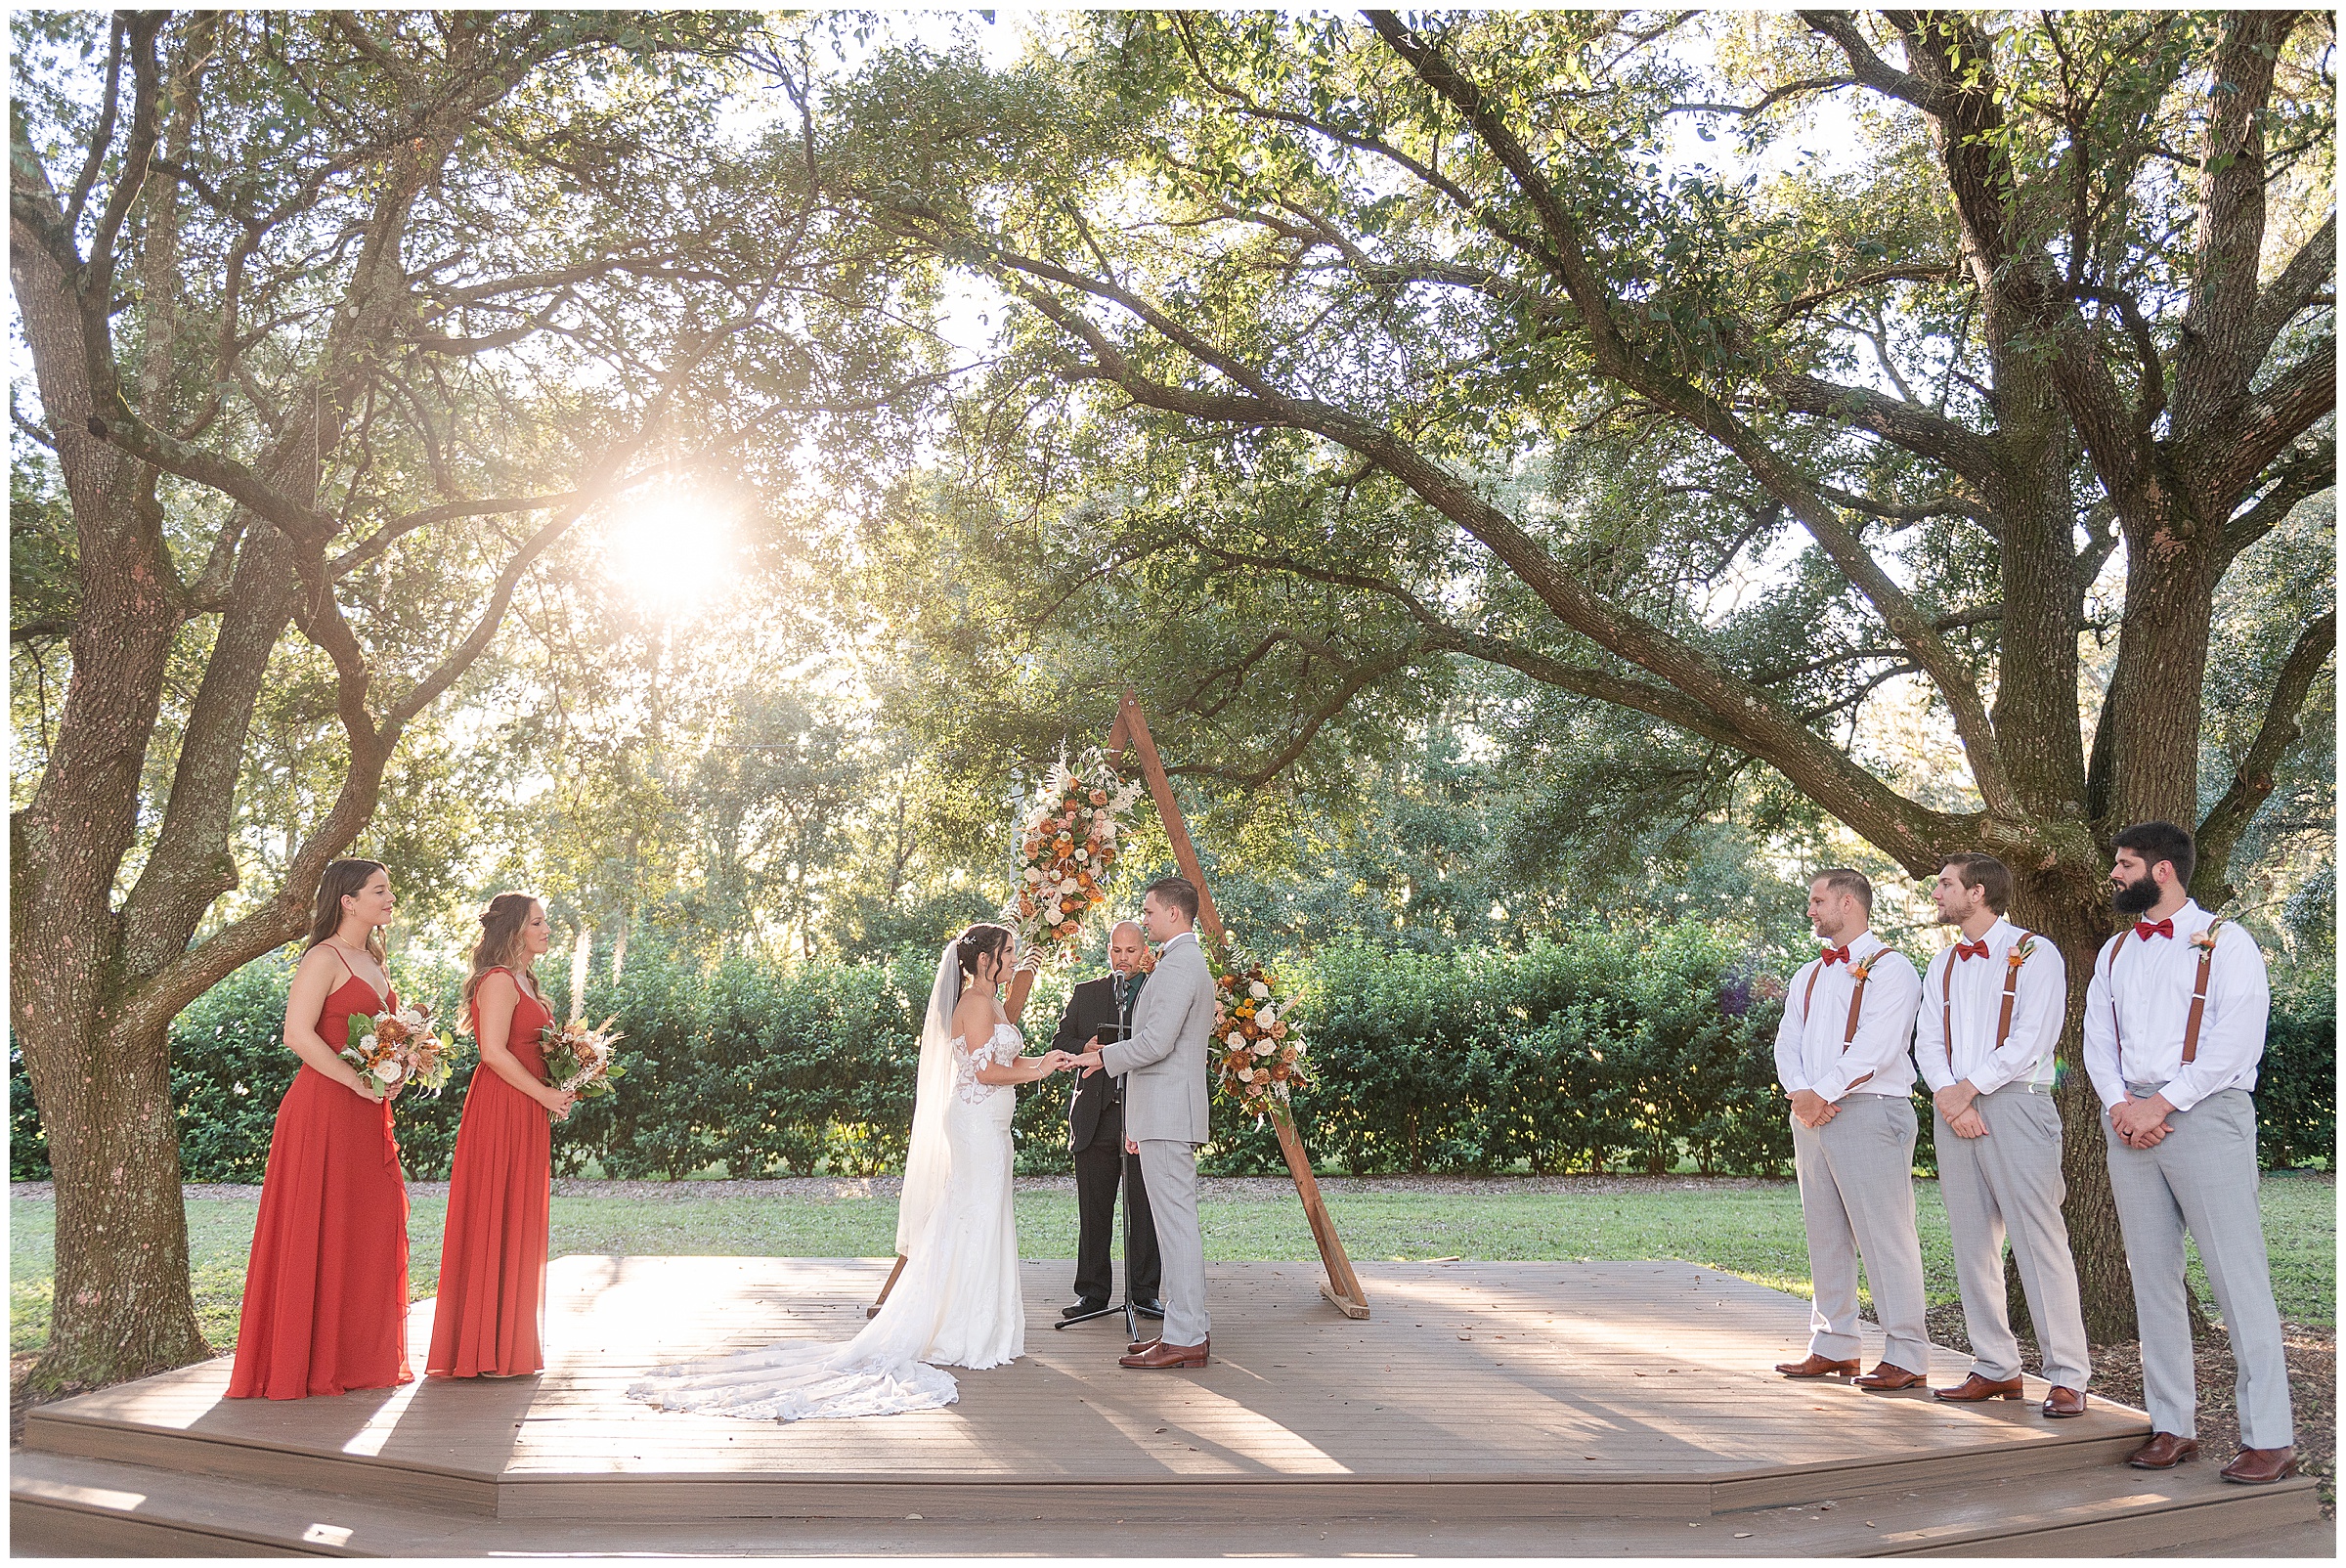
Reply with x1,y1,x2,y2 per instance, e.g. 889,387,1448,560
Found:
1077,876,1214,1369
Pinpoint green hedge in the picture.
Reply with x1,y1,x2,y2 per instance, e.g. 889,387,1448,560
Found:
8,924,2333,1182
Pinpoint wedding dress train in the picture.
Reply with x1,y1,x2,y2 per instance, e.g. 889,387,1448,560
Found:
627,1021,1027,1421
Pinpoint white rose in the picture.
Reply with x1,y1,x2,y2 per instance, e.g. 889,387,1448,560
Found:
1253,1040,1276,1056
376,1059,406,1084
1255,1006,1276,1026
1024,867,1043,883
1249,980,1271,1000
1225,1030,1245,1048
1238,1067,1255,1082
1060,878,1078,894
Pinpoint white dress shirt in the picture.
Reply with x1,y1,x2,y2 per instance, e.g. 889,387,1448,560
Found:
1773,931,1921,1101
2082,899,2270,1111
1914,917,2065,1095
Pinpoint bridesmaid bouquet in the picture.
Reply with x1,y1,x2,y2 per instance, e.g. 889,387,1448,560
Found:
342,1003,458,1096
1207,934,1309,1121
1004,749,1144,971
539,1016,627,1100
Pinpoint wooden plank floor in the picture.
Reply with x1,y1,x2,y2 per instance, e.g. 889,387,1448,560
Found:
31,1255,2152,1504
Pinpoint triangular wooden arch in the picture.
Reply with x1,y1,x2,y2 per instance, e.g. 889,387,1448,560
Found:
872,692,1369,1322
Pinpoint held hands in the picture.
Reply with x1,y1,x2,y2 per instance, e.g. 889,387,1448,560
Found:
1076,1035,1106,1077
1787,1088,1838,1129
2109,1093,2173,1149
1933,1082,1986,1138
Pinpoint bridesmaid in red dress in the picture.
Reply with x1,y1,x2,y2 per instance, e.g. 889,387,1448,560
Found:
427,893,576,1378
228,859,413,1400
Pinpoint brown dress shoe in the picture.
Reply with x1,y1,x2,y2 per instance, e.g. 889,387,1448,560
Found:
1120,1336,1208,1370
1127,1338,1160,1356
2041,1386,2088,1418
2128,1432,2200,1469
1933,1372,2024,1402
2220,1446,2297,1484
1773,1353,1861,1378
1853,1362,1927,1391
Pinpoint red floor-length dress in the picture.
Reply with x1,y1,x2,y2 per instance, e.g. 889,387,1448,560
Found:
426,969,554,1377
227,956,413,1400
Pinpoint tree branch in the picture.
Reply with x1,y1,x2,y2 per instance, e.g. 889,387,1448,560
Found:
2222,435,2336,568
2193,608,2335,903
2249,211,2335,372
1367,11,2019,825
1797,11,1950,113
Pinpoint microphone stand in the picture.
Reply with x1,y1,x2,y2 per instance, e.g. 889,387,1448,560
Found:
1056,1015,1138,1339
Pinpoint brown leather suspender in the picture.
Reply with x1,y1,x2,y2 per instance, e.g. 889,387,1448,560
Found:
1993,932,2031,1054
2181,920,2223,1064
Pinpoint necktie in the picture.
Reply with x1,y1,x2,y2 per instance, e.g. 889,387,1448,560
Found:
1954,939,1990,961
1819,944,1851,967
2135,918,2175,941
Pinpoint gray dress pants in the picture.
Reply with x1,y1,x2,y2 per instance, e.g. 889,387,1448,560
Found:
1137,1139,1208,1347
1792,1094,1932,1371
1935,1085,2091,1389
2103,1086,2294,1448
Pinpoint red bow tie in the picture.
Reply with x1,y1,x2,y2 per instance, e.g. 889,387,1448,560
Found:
1954,939,1990,961
1819,944,1852,966
2135,918,2175,941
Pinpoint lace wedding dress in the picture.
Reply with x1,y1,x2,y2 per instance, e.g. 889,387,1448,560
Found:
628,973,1027,1421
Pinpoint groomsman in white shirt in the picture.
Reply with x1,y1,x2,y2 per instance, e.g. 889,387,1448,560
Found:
1914,853,2091,1417
1770,868,1930,1390
2086,820,2294,1484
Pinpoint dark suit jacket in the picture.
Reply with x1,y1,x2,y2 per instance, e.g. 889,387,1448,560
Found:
1055,972,1144,1153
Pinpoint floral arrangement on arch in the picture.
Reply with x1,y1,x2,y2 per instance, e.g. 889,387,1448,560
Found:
1209,934,1309,1119
1003,749,1144,971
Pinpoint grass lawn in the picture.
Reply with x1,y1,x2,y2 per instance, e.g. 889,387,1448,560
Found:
10,1172,2332,1356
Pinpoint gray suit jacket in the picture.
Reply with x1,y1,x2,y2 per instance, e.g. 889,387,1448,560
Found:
1100,932,1213,1144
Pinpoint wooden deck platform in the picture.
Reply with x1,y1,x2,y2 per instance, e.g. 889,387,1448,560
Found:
12,1255,2327,1556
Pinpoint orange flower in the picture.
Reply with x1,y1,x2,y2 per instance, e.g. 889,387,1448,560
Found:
1058,920,1079,936
1090,789,1108,806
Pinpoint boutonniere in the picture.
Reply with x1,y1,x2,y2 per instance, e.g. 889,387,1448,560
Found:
1847,953,1878,982
2006,936,2037,970
2189,927,2221,952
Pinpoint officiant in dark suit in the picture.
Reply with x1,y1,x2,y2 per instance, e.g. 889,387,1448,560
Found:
1052,920,1162,1319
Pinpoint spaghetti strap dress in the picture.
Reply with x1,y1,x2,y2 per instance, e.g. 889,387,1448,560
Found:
226,955,412,1399
426,969,555,1377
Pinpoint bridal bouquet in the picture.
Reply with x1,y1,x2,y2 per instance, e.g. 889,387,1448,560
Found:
342,1002,458,1097
540,1015,627,1100
1003,749,1145,970
1207,935,1309,1119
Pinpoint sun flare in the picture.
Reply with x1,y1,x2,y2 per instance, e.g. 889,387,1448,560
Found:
603,496,737,615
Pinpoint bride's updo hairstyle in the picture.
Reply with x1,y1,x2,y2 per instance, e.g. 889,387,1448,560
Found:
955,923,1013,986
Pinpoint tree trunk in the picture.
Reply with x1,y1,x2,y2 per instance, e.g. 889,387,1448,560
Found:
22,1011,208,1391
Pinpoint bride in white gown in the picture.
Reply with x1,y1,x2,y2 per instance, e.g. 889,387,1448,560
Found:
629,924,1071,1421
